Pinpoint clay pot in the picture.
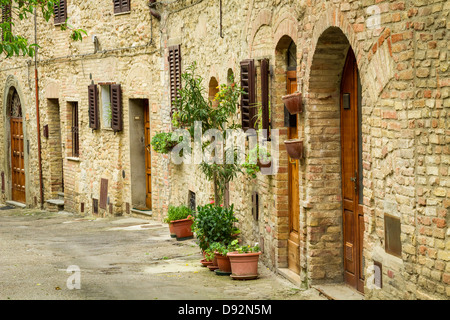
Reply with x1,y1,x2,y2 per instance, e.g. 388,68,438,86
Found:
282,92,302,115
171,218,194,240
207,255,219,271
284,139,303,160
168,222,176,238
215,253,232,273
200,259,213,267
227,251,262,280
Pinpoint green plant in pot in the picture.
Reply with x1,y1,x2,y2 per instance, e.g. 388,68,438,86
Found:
192,204,240,259
227,239,261,280
151,131,181,154
242,144,272,179
165,205,194,241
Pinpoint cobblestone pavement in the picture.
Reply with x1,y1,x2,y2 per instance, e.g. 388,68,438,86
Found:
0,207,326,300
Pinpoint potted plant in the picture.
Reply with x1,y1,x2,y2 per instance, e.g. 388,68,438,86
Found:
204,242,221,271
227,239,261,280
284,139,303,160
282,91,302,114
214,242,233,275
151,131,181,154
192,203,239,253
165,205,194,241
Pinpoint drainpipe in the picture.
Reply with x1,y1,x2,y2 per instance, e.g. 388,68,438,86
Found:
34,9,44,209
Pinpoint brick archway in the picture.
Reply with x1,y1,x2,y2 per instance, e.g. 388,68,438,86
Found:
303,27,353,284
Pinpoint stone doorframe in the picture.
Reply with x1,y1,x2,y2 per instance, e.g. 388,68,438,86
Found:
2,76,30,205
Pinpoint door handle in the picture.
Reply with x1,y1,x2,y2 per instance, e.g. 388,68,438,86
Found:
350,172,357,192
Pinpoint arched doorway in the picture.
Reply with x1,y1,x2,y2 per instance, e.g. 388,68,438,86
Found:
7,87,26,203
306,27,364,293
275,35,300,276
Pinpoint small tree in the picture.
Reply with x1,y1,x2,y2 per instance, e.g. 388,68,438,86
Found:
172,62,245,206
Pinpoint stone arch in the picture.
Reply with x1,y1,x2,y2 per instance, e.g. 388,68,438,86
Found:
303,25,370,286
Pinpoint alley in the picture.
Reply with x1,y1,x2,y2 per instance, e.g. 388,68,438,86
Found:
0,207,325,300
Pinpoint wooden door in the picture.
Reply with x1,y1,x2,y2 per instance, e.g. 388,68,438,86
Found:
144,101,152,209
341,49,364,293
11,117,26,203
287,70,300,274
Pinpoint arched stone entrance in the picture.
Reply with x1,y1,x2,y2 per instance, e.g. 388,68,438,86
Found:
3,85,27,204
304,27,364,293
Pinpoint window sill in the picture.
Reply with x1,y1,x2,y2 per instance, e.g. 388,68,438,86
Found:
114,11,131,16
66,157,80,162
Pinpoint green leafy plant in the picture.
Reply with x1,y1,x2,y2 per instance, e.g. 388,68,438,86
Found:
172,62,245,206
164,205,193,223
242,144,272,179
192,204,239,252
228,239,260,254
204,242,222,262
151,132,181,154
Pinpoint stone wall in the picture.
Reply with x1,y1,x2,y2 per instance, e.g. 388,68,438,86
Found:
0,0,448,300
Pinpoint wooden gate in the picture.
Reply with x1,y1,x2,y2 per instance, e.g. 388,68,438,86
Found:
10,89,26,203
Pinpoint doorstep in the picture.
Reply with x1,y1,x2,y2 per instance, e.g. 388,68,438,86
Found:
312,283,364,300
131,208,153,217
5,200,27,209
277,268,301,287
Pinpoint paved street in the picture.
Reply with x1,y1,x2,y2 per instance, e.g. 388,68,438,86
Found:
0,207,325,300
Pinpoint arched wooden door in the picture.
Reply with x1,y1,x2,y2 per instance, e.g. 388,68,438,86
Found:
341,48,364,293
9,89,26,203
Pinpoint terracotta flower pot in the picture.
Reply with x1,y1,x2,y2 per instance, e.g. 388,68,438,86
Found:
227,251,261,280
284,139,303,160
282,92,302,115
168,222,177,238
215,253,232,274
171,218,194,240
207,255,219,271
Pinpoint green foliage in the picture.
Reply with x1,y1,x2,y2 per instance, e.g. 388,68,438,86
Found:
171,62,246,205
229,239,260,254
164,205,193,223
0,0,86,58
242,144,272,179
192,204,239,252
151,131,180,154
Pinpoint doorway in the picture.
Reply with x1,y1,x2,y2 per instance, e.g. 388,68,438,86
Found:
129,99,152,210
9,88,26,203
340,48,364,293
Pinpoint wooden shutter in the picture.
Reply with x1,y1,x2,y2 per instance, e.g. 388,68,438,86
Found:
260,59,270,133
54,0,67,25
88,84,99,130
168,44,182,109
1,4,11,41
110,84,123,132
114,0,131,14
240,59,256,130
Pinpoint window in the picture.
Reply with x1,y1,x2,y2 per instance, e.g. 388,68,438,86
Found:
1,4,11,41
101,85,112,128
114,0,131,14
54,0,67,25
71,102,79,157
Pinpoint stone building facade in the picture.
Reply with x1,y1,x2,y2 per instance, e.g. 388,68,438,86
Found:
0,0,448,300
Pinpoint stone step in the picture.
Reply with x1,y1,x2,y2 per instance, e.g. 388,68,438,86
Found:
5,200,27,209
46,199,64,213
57,192,65,200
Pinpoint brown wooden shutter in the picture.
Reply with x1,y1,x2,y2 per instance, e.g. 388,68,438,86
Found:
114,0,131,14
72,102,79,157
168,44,182,109
1,4,11,41
240,59,256,131
54,0,67,25
260,58,270,133
88,84,99,130
110,84,123,132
